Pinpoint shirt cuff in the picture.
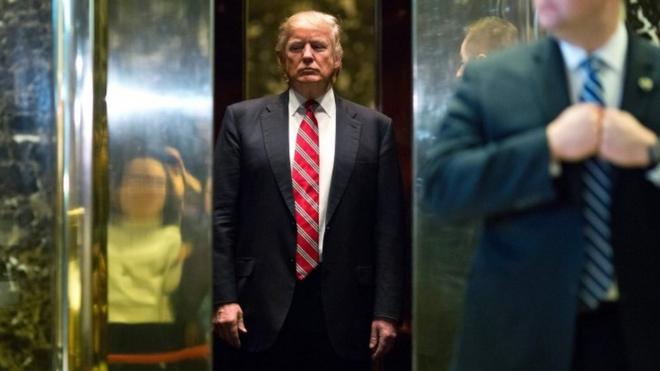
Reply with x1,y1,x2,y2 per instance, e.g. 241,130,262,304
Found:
646,163,660,187
549,158,562,178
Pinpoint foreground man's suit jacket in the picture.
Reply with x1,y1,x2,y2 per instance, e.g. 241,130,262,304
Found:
422,34,660,371
213,92,405,360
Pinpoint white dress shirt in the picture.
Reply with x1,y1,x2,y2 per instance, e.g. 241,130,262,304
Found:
288,88,336,258
559,22,627,110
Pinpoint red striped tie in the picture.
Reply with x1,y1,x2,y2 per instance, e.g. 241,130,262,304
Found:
292,100,320,280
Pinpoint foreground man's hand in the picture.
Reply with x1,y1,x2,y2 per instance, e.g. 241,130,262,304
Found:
599,108,657,167
546,103,602,162
213,303,247,348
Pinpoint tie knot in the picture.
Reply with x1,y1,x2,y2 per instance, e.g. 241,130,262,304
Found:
581,55,603,74
304,100,318,112
579,55,605,106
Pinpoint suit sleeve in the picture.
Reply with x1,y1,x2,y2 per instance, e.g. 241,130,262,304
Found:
420,64,558,221
213,106,241,308
374,118,406,321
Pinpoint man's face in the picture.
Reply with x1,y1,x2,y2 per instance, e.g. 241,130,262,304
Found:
456,39,472,78
456,37,486,78
534,0,602,34
283,24,341,89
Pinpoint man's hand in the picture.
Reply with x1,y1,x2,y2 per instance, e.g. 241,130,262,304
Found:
369,319,397,359
547,103,602,162
213,303,247,348
599,108,657,167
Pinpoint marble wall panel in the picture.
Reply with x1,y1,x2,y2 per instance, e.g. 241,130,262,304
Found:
0,0,54,369
627,0,660,43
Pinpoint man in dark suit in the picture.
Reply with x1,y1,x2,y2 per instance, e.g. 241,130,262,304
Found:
213,10,405,370
421,0,660,370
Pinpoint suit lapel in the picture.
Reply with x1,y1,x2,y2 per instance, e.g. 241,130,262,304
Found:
261,92,295,217
326,97,361,224
620,34,657,132
614,33,658,187
532,38,581,200
531,37,572,125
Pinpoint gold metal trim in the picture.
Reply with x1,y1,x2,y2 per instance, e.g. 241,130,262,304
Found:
54,0,108,369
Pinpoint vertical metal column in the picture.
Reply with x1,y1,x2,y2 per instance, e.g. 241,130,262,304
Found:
53,0,107,369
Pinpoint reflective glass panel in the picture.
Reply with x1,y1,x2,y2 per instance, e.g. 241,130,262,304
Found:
105,1,212,369
413,1,535,370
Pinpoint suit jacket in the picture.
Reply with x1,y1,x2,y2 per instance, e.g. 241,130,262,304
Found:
213,91,405,360
421,34,660,371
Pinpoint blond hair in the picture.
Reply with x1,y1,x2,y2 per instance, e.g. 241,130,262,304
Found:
275,10,344,64
463,16,519,58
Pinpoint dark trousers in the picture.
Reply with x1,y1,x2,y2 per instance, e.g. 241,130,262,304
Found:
214,267,371,371
571,302,629,371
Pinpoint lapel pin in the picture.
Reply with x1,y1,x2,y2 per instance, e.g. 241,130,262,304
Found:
638,77,654,92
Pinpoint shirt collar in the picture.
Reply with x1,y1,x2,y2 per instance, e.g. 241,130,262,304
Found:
288,87,336,118
558,22,627,74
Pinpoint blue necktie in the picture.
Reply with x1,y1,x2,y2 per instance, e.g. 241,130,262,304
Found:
578,56,615,309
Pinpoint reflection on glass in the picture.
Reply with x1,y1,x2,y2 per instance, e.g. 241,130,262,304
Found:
455,16,519,78
246,0,376,106
108,151,183,325
413,1,535,370
105,0,212,369
107,148,187,365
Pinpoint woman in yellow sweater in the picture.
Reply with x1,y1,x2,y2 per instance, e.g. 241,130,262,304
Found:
107,147,185,370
